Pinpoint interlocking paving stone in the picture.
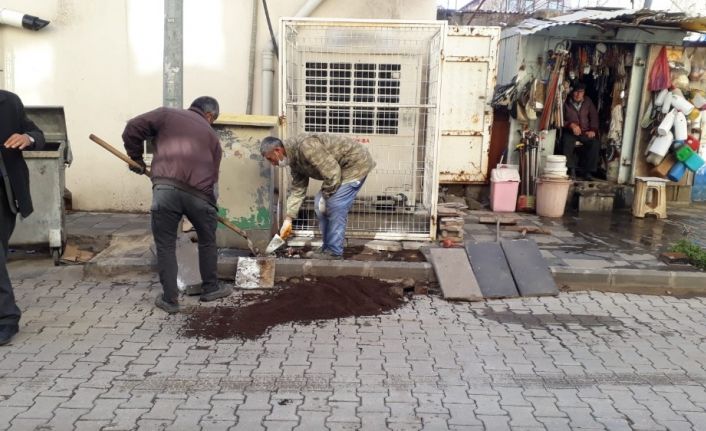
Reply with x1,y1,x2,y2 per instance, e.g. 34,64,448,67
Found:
6,261,706,430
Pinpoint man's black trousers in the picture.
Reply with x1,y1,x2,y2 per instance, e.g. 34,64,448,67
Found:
561,132,601,174
0,183,20,326
151,185,218,304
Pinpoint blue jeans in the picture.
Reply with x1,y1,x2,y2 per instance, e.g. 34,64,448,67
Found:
314,178,365,256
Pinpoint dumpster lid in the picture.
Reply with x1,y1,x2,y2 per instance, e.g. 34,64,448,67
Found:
491,167,520,182
25,106,72,165
26,106,68,141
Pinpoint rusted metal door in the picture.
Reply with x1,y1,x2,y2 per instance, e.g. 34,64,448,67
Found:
439,26,500,184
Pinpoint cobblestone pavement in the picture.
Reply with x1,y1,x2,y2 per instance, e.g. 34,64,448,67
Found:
2,264,706,430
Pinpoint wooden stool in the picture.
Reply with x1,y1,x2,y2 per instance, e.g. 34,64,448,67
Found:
632,176,668,219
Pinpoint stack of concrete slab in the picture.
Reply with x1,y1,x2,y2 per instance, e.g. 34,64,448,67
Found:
426,238,558,302
437,203,467,244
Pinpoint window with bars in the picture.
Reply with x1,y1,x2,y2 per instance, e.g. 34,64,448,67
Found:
304,62,401,135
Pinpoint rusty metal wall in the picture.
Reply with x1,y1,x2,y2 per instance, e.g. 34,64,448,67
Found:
438,25,500,184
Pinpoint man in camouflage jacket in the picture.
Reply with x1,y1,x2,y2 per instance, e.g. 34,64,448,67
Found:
261,133,375,259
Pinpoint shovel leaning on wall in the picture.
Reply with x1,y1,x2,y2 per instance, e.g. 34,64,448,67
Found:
88,134,276,288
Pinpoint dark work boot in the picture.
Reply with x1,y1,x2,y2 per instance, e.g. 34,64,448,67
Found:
154,295,180,314
0,324,19,346
200,285,233,302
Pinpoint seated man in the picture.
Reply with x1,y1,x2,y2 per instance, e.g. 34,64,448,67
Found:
561,83,600,180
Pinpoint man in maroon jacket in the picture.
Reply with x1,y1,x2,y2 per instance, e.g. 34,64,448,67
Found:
122,96,230,314
562,83,601,180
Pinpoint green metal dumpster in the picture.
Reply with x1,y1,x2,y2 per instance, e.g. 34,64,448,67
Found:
212,114,278,251
10,107,71,264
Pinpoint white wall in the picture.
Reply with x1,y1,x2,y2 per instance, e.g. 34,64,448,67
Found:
0,0,436,212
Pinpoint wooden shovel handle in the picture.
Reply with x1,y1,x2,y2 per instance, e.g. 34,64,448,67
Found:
88,133,259,249
89,134,152,176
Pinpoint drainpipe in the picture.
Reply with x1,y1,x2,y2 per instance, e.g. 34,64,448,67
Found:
261,0,325,115
246,0,259,114
163,0,183,108
0,9,49,31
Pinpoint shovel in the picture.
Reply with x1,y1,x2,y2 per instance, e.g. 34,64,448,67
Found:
89,134,260,255
89,134,276,288
265,234,286,255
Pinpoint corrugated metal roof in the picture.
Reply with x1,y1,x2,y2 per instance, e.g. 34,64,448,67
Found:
501,8,700,38
548,8,635,23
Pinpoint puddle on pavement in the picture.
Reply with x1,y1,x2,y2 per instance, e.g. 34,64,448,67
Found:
181,276,408,340
560,210,697,254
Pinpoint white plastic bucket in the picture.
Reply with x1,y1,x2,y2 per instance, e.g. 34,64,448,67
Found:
543,155,567,177
536,177,572,218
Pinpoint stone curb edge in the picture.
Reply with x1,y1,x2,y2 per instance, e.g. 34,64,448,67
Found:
84,256,706,296
551,267,706,296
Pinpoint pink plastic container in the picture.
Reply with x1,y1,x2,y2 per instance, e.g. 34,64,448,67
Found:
490,167,520,212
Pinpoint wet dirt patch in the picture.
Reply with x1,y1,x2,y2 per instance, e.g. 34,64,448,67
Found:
181,276,407,340
478,308,624,329
278,246,426,262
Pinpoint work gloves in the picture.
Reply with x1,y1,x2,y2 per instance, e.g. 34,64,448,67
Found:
279,217,293,240
130,158,147,175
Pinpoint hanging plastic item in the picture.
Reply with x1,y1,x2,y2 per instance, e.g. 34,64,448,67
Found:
661,92,673,114
668,162,687,182
674,112,688,141
692,91,706,110
657,110,676,136
649,47,671,92
654,88,669,107
671,94,696,115
687,135,700,151
647,132,673,157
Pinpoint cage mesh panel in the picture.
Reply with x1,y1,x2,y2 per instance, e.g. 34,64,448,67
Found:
282,22,443,239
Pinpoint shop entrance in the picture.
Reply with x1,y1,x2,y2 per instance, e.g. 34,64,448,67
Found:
557,42,636,182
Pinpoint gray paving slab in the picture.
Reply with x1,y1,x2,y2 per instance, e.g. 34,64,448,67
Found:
6,233,706,430
428,248,483,302
501,239,559,297
465,241,519,299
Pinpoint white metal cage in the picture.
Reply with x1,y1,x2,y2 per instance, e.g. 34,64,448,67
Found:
279,18,445,241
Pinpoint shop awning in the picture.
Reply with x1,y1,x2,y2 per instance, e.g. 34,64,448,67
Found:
502,8,706,38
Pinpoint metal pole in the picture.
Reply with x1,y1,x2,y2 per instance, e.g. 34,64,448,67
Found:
163,0,183,108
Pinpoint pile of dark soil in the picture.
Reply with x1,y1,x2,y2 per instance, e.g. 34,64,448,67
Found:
279,245,426,262
181,276,406,340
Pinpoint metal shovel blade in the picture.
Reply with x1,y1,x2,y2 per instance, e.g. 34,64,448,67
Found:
235,257,275,289
265,234,285,255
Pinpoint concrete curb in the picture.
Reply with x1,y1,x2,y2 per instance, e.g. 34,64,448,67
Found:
551,267,706,296
85,254,437,282
84,258,156,279
83,252,706,297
